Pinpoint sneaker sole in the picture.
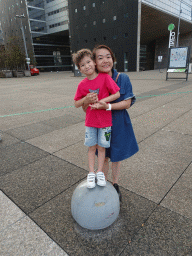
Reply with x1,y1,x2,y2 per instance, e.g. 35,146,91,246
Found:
97,182,106,186
87,183,96,188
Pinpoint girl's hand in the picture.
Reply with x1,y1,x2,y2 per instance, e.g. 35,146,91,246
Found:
89,101,109,110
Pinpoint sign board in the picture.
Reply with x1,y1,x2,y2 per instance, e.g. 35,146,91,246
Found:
169,47,188,68
158,56,163,62
166,47,190,81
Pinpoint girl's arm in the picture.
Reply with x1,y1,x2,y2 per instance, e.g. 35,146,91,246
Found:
92,99,132,110
99,91,120,104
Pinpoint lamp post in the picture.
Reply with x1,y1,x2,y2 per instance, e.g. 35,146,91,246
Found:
176,1,182,47
16,14,30,70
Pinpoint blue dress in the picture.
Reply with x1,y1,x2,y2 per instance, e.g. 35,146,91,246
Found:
106,69,139,162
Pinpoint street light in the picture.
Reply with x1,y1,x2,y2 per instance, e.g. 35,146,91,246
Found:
176,1,182,47
16,14,30,70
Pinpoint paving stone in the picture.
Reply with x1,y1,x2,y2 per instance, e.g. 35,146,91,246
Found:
0,155,86,214
118,130,192,203
0,216,68,256
121,206,192,256
0,132,20,149
41,113,84,130
29,184,156,256
26,122,85,154
161,163,192,219
6,122,56,141
0,142,49,176
0,191,25,232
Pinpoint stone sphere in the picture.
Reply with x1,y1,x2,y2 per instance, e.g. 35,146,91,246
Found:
71,180,120,230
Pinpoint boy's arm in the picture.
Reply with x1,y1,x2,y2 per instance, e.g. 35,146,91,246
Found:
74,96,87,108
99,91,120,103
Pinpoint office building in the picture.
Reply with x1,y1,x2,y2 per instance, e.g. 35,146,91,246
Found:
68,0,192,71
0,0,71,71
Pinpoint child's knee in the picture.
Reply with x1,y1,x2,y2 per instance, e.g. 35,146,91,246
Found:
89,145,97,152
97,145,105,152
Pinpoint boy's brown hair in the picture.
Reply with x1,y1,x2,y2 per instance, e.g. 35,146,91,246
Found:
72,49,93,69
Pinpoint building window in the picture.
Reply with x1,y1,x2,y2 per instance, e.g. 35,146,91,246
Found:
48,7,68,17
103,37,106,40
102,18,106,23
93,21,96,25
94,38,96,42
113,35,117,39
92,3,95,7
113,16,116,21
75,9,77,13
84,23,87,27
85,40,88,43
124,33,128,38
83,6,86,10
49,20,68,29
124,13,128,18
76,25,79,29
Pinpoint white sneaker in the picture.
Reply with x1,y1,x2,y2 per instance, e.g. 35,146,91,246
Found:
87,173,96,188
96,172,106,186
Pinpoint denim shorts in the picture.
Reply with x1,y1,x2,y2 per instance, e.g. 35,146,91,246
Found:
84,126,112,148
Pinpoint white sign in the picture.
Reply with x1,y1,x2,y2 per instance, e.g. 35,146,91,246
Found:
169,31,175,48
158,56,163,62
169,47,188,68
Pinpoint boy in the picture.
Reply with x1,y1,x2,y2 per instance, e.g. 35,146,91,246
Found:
73,49,120,188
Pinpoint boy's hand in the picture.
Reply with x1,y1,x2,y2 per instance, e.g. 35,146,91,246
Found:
85,93,98,105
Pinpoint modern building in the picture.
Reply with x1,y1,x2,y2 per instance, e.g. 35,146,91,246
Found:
0,21,4,45
68,0,192,71
0,0,71,71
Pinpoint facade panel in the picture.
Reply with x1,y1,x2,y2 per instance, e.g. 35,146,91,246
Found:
69,0,139,71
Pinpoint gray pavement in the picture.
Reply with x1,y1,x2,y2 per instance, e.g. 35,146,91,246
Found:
0,70,192,255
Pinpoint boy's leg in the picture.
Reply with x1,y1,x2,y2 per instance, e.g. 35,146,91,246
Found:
84,126,97,188
97,145,105,173
103,157,109,180
96,145,106,186
88,145,97,173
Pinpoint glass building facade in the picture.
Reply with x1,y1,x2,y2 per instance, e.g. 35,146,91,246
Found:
0,0,71,71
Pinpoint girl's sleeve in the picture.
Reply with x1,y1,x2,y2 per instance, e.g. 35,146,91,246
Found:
119,74,136,106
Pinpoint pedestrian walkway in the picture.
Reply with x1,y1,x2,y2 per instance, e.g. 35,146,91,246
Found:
0,70,192,255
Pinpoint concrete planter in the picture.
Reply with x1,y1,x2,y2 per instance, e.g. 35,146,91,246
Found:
13,71,24,78
24,70,31,77
0,71,13,78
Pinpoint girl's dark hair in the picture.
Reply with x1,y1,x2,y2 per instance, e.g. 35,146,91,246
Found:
92,45,115,63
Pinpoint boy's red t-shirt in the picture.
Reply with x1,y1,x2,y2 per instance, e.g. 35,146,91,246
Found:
74,73,120,128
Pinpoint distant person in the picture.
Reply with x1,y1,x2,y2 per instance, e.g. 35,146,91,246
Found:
73,49,120,188
82,45,139,201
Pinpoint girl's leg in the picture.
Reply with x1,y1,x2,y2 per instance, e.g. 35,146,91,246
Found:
112,161,122,201
97,145,105,173
103,157,110,180
112,161,121,184
88,145,97,173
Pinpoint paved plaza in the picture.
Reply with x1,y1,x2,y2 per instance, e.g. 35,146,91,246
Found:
0,70,192,255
